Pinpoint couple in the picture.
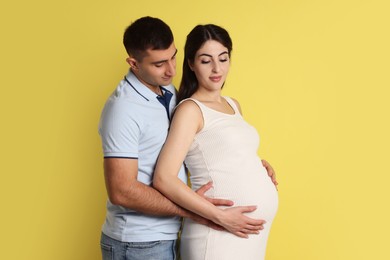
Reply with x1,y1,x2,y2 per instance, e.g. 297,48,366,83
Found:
98,16,278,260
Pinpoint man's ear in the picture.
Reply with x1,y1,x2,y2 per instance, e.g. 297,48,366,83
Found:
126,57,138,70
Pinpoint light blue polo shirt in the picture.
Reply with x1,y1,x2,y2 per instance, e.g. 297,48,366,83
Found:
98,70,187,242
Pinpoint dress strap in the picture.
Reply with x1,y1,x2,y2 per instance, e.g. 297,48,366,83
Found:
223,96,241,115
176,98,208,130
176,98,206,113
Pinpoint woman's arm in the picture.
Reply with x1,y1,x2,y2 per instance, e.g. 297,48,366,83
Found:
153,100,265,238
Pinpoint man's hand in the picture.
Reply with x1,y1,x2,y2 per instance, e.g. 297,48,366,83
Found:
190,181,232,231
262,159,278,188
194,181,264,237
184,210,224,231
195,181,234,207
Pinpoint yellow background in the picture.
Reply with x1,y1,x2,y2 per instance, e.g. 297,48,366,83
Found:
1,0,389,259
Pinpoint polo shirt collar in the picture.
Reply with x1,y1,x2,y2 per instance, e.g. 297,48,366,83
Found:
125,70,171,102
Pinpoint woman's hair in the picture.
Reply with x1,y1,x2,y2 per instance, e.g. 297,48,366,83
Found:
123,16,174,61
177,24,233,103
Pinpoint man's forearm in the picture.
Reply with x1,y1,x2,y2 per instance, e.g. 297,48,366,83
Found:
110,180,221,229
112,180,189,217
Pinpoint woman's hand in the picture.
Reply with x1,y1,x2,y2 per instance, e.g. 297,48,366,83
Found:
216,206,266,238
262,159,278,187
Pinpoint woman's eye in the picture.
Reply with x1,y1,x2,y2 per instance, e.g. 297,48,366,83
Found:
220,59,228,62
201,60,210,64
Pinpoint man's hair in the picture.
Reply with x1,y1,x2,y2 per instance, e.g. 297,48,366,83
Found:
123,16,174,61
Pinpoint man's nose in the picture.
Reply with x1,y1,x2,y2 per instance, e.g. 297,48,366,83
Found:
165,60,176,76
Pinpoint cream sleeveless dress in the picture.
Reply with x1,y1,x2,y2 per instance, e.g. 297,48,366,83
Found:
179,97,278,260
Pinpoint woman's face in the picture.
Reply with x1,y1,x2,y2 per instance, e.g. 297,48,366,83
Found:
190,40,230,92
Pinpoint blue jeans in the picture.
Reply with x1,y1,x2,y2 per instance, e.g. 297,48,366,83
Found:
100,232,177,260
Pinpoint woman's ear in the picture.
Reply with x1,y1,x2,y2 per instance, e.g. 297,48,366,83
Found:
188,60,194,71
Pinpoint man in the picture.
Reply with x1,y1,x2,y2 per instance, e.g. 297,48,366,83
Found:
98,16,277,260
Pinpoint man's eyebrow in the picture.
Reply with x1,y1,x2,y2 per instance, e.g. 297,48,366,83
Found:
171,49,178,58
152,49,178,64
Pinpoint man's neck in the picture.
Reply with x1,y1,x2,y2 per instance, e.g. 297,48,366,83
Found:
131,70,162,95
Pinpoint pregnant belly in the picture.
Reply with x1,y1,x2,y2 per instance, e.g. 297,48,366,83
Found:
209,165,279,220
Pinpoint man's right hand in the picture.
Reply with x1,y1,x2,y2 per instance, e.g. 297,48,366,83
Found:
195,181,234,207
194,181,265,237
184,211,224,231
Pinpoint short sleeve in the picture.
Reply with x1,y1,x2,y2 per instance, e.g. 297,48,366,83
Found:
98,99,140,158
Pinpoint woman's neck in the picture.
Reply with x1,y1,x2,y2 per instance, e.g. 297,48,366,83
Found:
192,89,222,103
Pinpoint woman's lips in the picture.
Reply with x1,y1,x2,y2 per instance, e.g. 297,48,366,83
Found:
210,76,222,82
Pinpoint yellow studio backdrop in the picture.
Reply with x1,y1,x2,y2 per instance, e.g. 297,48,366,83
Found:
1,0,389,259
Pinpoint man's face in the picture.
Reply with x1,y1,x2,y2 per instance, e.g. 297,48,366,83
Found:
128,43,177,89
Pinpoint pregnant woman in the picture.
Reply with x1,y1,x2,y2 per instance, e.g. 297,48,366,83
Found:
154,24,278,260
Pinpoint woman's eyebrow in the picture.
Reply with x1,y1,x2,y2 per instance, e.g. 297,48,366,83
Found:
198,51,228,58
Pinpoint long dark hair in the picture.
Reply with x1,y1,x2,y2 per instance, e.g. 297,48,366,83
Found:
177,24,233,103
